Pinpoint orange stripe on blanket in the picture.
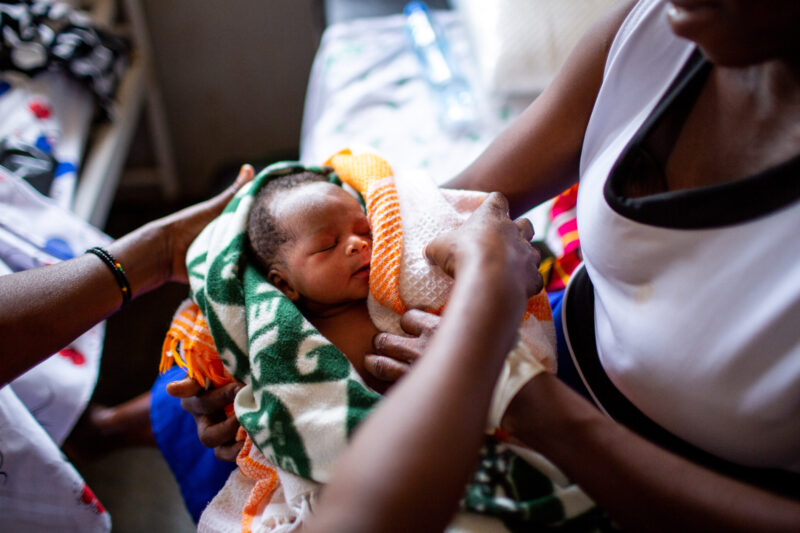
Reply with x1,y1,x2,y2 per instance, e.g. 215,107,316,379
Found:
366,179,407,315
328,150,410,315
327,150,393,195
237,434,280,533
522,290,553,322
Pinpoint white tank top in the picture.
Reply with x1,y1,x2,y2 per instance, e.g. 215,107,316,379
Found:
577,0,800,472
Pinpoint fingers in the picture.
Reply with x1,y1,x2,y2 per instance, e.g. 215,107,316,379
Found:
176,380,243,463
204,164,255,215
373,332,423,363
422,237,456,278
180,381,241,417
363,354,411,383
524,246,544,297
196,409,240,447
368,310,437,383
232,164,255,192
514,217,534,242
165,376,202,398
399,309,440,337
214,440,244,463
480,191,510,216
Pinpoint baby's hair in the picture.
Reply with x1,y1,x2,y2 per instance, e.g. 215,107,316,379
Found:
247,171,329,271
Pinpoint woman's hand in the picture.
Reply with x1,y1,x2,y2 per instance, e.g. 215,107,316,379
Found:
160,164,255,284
108,164,255,296
366,310,441,384
365,193,543,386
305,195,546,533
424,192,543,306
166,377,244,462
0,165,255,386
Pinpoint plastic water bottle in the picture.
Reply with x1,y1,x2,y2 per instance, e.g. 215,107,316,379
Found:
404,1,477,134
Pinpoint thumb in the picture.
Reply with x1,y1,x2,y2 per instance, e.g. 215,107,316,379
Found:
208,164,255,214
166,376,203,398
232,164,255,192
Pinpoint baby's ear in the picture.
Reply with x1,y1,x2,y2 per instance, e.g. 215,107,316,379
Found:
268,267,299,302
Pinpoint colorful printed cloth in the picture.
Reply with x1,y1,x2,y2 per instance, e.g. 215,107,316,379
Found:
0,168,110,532
0,0,129,112
542,184,581,292
185,159,605,530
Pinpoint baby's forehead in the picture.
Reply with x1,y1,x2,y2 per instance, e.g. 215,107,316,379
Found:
279,181,362,210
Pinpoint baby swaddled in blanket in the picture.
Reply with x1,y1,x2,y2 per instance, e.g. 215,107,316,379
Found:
161,152,606,532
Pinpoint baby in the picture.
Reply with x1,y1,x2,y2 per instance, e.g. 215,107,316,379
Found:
245,171,388,392
170,161,586,532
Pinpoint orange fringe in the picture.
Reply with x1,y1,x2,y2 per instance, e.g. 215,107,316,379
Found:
160,299,234,390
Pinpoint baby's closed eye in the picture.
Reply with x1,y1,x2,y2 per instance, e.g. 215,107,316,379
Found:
311,240,337,254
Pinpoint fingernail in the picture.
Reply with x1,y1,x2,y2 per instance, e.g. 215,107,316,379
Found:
232,165,253,190
422,244,435,265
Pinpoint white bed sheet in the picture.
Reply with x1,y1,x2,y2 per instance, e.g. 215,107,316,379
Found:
301,12,535,181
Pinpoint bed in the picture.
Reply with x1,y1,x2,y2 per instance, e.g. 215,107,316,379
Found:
301,0,616,256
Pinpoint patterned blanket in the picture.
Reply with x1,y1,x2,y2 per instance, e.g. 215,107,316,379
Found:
178,157,605,530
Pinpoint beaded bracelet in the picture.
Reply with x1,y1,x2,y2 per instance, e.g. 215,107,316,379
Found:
86,246,132,308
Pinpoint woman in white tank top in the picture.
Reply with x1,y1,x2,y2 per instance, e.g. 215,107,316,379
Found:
343,0,800,531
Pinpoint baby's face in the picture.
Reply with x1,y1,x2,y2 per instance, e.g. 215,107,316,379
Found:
275,182,372,306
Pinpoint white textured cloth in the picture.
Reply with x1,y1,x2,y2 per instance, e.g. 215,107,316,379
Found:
327,150,557,430
199,445,317,533
368,171,557,430
199,442,516,533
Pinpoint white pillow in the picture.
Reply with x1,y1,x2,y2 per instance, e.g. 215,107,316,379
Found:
455,0,619,95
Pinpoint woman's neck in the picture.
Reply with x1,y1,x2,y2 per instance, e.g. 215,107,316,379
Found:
665,58,800,191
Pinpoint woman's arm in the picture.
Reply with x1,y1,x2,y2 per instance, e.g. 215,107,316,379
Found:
446,0,635,217
304,194,543,533
0,165,254,386
502,373,800,533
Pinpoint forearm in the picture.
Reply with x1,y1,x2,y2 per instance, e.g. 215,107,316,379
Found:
0,221,168,386
0,165,252,387
445,105,582,217
307,261,525,533
504,373,800,532
444,0,635,218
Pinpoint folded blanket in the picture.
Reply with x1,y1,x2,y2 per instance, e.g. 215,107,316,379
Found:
171,158,603,531
328,148,557,429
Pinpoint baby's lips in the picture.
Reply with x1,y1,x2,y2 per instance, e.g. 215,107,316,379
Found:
353,263,371,278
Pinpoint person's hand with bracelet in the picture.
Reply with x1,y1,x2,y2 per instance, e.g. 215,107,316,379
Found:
0,164,255,387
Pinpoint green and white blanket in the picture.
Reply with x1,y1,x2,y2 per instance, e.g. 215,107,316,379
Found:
187,161,607,530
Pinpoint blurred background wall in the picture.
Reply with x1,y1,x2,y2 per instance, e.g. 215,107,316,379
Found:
134,0,322,198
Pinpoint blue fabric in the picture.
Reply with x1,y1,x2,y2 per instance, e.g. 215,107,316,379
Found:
548,289,592,401
150,367,236,523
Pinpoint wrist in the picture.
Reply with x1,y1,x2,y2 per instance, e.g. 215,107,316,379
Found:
501,373,604,454
107,221,172,299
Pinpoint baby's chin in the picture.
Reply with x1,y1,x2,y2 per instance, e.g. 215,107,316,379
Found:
355,287,370,300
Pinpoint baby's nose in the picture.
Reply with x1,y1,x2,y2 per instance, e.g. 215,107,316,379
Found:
346,236,369,255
